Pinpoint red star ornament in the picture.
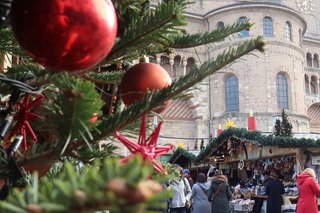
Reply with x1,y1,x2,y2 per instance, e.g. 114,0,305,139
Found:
9,94,44,149
115,115,173,173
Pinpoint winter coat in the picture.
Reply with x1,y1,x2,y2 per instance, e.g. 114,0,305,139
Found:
208,175,232,213
296,172,320,213
169,178,192,208
191,182,211,213
265,178,285,213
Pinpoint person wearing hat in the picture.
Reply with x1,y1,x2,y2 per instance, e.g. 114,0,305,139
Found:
182,168,194,213
265,170,285,213
183,169,194,188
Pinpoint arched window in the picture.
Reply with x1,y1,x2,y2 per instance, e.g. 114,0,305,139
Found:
239,17,249,38
276,73,288,109
284,21,292,41
217,21,224,29
160,55,169,65
186,57,196,73
160,56,172,77
313,54,319,68
305,75,309,93
263,17,273,37
173,55,182,78
225,75,239,112
311,76,317,94
149,55,157,64
307,53,312,67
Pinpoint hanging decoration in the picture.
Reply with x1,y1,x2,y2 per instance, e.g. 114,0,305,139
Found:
177,141,186,149
89,113,99,123
216,124,223,136
224,119,236,128
193,140,198,150
248,110,256,130
8,94,44,149
10,0,118,72
120,62,172,113
200,139,205,150
115,115,173,173
238,159,245,170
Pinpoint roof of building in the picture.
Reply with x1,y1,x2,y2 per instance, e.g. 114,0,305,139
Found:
168,128,320,164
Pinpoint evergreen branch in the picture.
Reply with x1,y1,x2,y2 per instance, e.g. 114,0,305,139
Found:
76,143,119,162
168,21,253,48
35,74,104,154
0,27,25,56
94,37,265,140
107,0,187,61
54,74,103,140
84,71,124,85
0,157,171,213
4,64,55,87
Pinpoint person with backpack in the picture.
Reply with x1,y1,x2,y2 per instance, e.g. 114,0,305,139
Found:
208,170,232,213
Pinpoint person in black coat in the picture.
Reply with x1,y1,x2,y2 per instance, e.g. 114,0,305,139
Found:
265,171,285,213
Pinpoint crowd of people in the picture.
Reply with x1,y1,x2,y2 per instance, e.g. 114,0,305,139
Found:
166,165,320,213
167,165,232,213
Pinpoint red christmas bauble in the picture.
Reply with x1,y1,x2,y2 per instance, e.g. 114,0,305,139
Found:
90,112,99,123
11,0,117,72
120,63,172,113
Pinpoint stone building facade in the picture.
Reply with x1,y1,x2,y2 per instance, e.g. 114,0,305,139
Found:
1,1,319,154
152,0,320,150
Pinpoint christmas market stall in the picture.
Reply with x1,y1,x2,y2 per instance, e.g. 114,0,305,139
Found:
169,127,320,213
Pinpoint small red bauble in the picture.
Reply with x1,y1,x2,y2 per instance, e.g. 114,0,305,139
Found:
120,63,172,113
11,0,117,72
90,113,99,123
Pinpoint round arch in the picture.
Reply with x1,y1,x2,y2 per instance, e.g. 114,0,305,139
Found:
308,103,320,132
161,98,200,121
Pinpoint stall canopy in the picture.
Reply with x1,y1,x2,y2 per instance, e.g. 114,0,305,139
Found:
168,128,320,164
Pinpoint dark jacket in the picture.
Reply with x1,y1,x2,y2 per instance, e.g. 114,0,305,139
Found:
265,178,285,213
208,175,232,213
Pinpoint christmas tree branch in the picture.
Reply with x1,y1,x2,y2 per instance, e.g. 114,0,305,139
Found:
108,0,187,61
0,157,171,213
167,21,253,48
83,71,124,85
94,36,265,140
0,37,265,174
0,27,24,57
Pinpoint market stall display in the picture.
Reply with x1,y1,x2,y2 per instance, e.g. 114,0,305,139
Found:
230,199,255,213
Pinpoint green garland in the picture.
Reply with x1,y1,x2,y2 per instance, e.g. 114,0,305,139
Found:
169,128,320,163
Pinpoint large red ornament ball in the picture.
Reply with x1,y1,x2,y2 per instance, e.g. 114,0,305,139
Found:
120,63,172,113
11,0,117,72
